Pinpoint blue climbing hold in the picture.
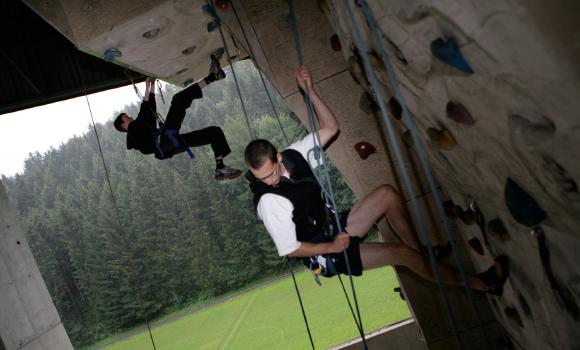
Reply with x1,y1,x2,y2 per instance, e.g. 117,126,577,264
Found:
430,38,474,74
504,178,547,227
103,48,122,62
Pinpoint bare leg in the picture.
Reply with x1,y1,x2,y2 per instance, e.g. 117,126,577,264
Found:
345,184,422,252
359,243,488,291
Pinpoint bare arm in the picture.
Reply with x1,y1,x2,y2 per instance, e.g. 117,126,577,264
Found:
288,233,350,258
143,77,156,101
295,65,339,148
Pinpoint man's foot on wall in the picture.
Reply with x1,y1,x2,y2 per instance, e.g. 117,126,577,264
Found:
215,166,242,181
205,54,226,84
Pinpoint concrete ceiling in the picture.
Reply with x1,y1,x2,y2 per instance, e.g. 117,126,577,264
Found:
0,0,145,116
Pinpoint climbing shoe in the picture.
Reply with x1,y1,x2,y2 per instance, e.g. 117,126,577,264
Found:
215,166,242,181
205,54,226,84
478,255,509,296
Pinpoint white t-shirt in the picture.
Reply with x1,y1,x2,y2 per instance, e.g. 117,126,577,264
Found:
256,133,324,256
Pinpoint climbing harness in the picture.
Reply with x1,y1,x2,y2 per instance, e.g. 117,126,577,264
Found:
124,69,195,160
344,1,492,348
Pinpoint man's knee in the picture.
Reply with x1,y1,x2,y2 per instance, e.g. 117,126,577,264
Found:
207,126,224,136
376,184,400,201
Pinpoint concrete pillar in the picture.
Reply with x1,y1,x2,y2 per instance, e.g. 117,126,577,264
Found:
0,181,73,350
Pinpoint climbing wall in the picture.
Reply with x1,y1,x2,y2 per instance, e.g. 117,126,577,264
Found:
319,1,580,349
219,0,580,349
16,0,580,349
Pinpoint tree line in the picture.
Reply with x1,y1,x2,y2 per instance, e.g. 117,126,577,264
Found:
2,61,356,347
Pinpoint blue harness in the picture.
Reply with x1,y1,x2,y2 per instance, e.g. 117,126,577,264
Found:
153,121,195,160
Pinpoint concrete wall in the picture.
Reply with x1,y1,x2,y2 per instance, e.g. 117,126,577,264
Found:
0,181,73,350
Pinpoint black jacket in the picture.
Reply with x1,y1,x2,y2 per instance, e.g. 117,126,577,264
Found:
248,149,329,242
126,93,157,155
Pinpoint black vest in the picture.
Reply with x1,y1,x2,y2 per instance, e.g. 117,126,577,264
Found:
247,149,329,242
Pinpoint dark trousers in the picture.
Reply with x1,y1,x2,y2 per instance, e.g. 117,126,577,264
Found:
158,83,231,159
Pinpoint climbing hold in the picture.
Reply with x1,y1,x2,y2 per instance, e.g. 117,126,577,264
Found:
504,178,547,227
207,19,220,32
394,287,405,300
358,91,379,115
348,54,368,88
402,130,414,148
508,114,555,146
468,238,484,255
389,97,403,120
560,179,578,193
504,306,523,328
535,229,580,320
215,0,229,10
443,200,459,218
488,218,510,241
430,37,474,74
427,128,457,150
103,48,122,62
446,101,475,125
458,208,477,225
518,293,533,318
368,51,389,87
354,142,377,160
330,34,341,51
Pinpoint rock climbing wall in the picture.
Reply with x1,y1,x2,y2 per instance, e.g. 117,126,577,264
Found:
313,1,579,349
22,0,242,85
17,0,580,349
221,1,504,349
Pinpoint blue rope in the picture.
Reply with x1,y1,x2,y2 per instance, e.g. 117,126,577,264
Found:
208,1,255,140
229,1,290,145
341,1,466,349
356,1,492,349
288,1,368,349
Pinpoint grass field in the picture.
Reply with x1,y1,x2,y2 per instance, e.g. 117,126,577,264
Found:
101,267,409,350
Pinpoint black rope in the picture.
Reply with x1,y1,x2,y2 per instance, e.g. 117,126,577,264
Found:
287,1,368,348
287,258,316,350
229,1,290,145
75,56,158,350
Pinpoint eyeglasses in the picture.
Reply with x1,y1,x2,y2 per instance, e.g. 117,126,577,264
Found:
255,161,280,182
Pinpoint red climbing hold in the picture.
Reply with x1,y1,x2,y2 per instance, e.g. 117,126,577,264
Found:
215,0,229,10
389,97,403,120
446,101,475,125
355,142,377,160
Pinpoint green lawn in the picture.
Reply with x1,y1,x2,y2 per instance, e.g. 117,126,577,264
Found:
102,267,410,350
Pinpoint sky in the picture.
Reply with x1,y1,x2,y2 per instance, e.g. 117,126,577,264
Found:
0,83,151,177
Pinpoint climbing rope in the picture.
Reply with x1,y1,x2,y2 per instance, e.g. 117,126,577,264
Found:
340,1,493,349
75,58,159,350
207,0,256,140
229,1,290,145
287,1,368,349
353,2,492,348
287,258,316,350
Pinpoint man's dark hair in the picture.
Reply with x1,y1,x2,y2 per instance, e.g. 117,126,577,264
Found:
113,113,127,132
245,139,278,169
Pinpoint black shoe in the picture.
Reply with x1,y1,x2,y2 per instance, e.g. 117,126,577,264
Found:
478,255,509,296
206,54,226,83
215,166,242,181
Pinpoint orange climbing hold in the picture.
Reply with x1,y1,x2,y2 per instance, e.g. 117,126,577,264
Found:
427,128,457,150
354,141,377,160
